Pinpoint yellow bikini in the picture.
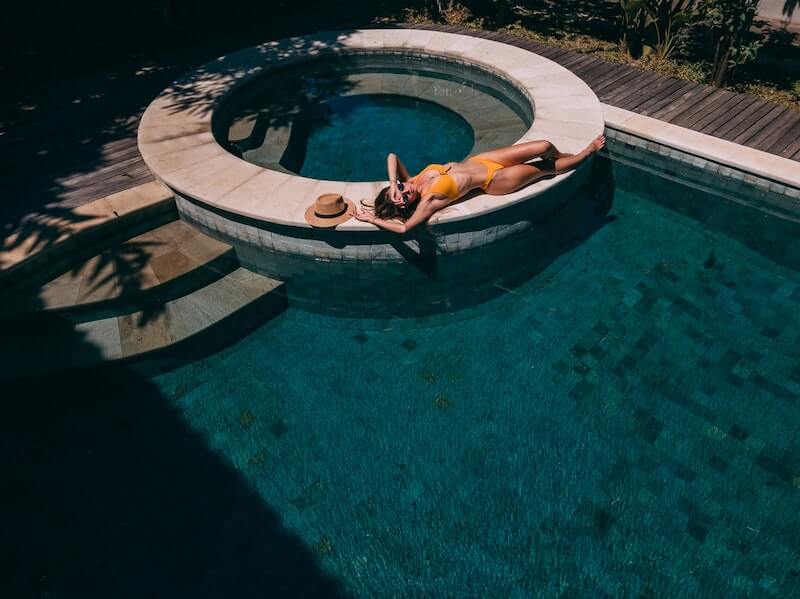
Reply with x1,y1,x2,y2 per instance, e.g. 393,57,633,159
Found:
412,163,460,199
413,157,504,199
468,156,505,189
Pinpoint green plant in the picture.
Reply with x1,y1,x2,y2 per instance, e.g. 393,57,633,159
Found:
698,0,763,86
619,0,650,58
644,0,697,61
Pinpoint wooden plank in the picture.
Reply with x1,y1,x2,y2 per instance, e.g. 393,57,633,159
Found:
0,134,140,180
621,75,685,112
570,57,612,79
536,46,572,60
583,63,635,90
672,89,735,128
2,143,141,192
649,85,715,121
54,166,154,208
689,93,750,131
634,79,696,115
570,59,607,82
779,136,800,158
559,53,596,70
592,67,645,96
716,101,778,140
655,87,724,123
601,71,663,105
732,104,786,144
749,108,800,149
579,60,628,85
701,95,761,136
515,39,553,55
763,116,800,155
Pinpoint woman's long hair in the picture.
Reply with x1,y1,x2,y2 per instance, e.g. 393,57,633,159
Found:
374,186,416,221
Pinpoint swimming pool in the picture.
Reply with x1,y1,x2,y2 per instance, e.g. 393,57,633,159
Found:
163,156,799,596
9,154,796,596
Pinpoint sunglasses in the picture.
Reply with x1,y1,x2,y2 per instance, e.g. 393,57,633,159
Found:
396,181,412,205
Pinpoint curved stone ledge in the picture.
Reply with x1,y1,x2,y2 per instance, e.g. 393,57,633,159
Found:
138,29,604,232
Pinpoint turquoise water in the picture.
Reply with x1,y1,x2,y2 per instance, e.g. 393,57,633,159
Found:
220,52,531,182
5,159,800,597
281,94,474,181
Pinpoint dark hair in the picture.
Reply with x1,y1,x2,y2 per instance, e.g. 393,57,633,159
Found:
374,186,416,221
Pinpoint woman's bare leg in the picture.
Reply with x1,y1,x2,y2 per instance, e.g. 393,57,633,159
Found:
471,140,565,167
485,135,605,194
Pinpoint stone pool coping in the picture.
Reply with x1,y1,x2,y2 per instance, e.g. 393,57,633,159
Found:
603,104,800,190
138,29,604,232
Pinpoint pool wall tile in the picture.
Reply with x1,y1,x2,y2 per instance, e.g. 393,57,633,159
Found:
604,127,800,224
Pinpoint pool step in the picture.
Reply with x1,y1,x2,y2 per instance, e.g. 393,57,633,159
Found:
1,219,239,326
0,181,176,291
0,268,286,382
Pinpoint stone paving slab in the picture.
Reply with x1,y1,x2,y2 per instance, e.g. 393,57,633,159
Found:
2,220,235,318
0,268,285,382
0,181,174,280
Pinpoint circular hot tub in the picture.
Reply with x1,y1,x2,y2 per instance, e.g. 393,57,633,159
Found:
138,29,605,316
216,51,533,182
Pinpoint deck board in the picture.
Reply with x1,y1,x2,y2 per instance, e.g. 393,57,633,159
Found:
621,76,684,112
689,93,749,130
732,105,787,144
749,108,800,149
702,95,762,136
636,81,698,116
3,24,797,228
716,102,777,141
771,119,800,155
653,87,721,122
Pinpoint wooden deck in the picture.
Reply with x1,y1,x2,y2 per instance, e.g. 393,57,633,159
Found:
1,23,798,231
427,23,800,160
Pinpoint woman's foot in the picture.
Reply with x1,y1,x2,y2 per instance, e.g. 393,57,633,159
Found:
589,134,606,153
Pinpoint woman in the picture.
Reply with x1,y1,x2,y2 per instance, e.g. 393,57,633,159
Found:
352,135,605,233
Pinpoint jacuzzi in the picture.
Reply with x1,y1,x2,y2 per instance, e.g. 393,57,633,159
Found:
138,29,605,316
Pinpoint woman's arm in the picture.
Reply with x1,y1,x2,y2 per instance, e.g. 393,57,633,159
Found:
395,155,412,181
387,153,412,183
352,196,443,233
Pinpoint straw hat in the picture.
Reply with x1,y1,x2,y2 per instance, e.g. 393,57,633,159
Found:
304,193,355,228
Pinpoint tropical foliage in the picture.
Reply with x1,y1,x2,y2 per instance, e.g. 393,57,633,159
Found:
619,0,650,58
617,0,697,60
646,0,697,61
697,0,763,86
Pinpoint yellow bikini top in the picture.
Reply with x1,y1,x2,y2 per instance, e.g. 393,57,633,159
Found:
412,163,460,200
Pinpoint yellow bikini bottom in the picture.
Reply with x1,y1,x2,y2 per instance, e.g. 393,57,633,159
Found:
468,156,505,190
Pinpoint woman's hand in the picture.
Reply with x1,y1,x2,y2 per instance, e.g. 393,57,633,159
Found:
351,207,375,223
389,183,405,207
389,183,405,206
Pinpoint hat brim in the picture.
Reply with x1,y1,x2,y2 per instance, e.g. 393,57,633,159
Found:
304,198,355,228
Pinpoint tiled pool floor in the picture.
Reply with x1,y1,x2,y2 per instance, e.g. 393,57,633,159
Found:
152,171,800,596
4,163,799,597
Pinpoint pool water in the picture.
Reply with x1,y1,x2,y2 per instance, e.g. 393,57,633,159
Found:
219,52,531,181
5,159,799,597
156,160,800,596
277,94,474,181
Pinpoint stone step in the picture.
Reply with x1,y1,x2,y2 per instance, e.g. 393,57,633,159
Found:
0,181,175,291
1,219,238,325
0,268,286,382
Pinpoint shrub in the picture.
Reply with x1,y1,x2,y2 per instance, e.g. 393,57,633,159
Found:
697,0,763,86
